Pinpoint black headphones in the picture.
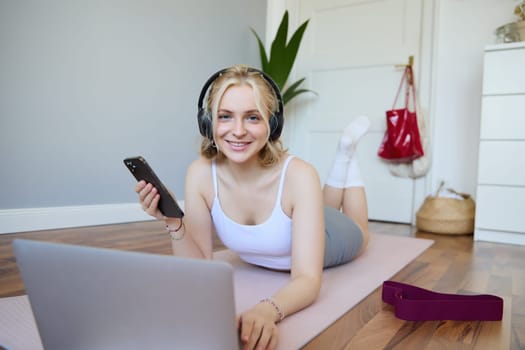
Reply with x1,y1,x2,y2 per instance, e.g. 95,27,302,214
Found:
197,67,284,142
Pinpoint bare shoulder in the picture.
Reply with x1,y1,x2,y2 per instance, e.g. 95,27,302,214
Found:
185,157,214,200
284,157,322,200
282,156,323,218
287,157,321,185
187,157,212,178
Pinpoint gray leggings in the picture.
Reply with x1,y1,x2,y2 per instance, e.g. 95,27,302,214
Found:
323,206,364,268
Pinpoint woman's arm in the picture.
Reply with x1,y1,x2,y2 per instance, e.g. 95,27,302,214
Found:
169,158,214,259
239,159,325,349
136,158,214,260
269,158,325,315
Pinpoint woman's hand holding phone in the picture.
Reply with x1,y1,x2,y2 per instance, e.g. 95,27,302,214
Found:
124,156,184,220
135,180,166,221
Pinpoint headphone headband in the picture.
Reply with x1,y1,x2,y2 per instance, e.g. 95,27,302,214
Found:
197,67,284,142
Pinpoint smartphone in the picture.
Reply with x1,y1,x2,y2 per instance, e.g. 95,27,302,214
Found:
123,156,184,218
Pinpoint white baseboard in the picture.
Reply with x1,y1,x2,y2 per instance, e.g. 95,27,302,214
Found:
0,203,156,234
474,228,525,246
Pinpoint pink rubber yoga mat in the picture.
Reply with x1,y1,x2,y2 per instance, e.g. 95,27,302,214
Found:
214,232,433,349
0,233,432,350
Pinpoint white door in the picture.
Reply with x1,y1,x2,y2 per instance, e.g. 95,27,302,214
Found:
282,0,428,223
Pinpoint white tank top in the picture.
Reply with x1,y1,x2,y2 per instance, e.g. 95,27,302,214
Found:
211,156,294,270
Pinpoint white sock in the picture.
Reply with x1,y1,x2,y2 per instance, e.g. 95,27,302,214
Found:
345,155,364,187
325,116,370,188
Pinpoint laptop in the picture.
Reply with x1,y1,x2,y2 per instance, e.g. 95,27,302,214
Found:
13,239,240,350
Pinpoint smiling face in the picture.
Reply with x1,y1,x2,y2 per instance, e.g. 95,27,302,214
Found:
200,65,285,166
213,84,269,165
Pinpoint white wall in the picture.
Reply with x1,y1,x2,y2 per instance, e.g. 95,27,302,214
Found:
430,0,518,196
2,0,520,233
274,0,519,200
0,0,266,234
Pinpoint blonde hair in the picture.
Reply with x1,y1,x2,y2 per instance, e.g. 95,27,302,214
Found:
199,65,286,167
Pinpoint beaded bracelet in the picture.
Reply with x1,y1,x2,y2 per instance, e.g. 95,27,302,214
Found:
165,220,184,240
260,297,284,323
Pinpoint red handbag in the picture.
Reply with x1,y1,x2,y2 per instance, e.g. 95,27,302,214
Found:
378,65,424,162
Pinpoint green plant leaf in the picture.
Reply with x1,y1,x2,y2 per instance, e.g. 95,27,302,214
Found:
250,28,269,71
267,11,310,92
283,77,306,94
282,78,317,104
268,11,290,89
250,10,315,105
283,87,315,105
279,19,309,84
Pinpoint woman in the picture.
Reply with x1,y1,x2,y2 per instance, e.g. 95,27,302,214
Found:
136,64,370,350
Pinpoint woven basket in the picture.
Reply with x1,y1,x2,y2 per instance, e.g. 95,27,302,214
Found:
416,182,475,235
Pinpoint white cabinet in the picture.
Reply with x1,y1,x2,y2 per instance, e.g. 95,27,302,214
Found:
475,42,525,245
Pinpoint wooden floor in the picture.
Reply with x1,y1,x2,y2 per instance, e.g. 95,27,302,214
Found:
1,221,524,349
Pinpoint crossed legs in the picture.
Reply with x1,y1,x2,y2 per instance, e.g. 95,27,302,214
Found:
323,116,370,253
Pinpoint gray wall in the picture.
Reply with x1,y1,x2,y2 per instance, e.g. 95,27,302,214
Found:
0,0,266,209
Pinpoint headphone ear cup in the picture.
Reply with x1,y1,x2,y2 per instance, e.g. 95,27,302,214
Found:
198,108,213,140
268,112,283,141
269,115,278,139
